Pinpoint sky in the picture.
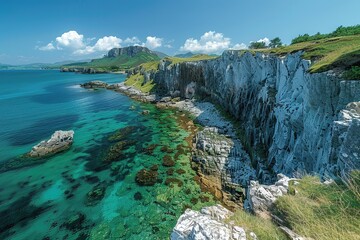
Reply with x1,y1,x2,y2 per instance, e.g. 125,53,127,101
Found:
0,0,360,65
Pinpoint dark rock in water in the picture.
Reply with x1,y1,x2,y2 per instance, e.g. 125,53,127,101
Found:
84,175,100,184
150,164,159,171
80,81,109,89
166,168,174,176
141,110,150,115
0,192,52,239
160,145,174,153
190,197,198,205
162,155,175,167
103,140,135,162
165,178,183,188
176,169,186,175
142,144,158,155
61,212,86,232
85,184,106,206
76,232,89,240
108,126,137,142
134,192,143,201
152,226,160,234
27,130,74,158
135,168,158,186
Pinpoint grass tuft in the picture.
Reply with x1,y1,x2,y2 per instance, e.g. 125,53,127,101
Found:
273,171,360,240
230,210,288,240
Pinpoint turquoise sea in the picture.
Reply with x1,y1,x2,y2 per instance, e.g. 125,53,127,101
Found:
0,70,215,239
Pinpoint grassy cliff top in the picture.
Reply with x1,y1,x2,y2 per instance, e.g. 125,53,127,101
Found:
63,51,160,71
262,35,360,73
165,54,218,63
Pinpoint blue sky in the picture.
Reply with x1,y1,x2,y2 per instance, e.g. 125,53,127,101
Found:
1,0,359,64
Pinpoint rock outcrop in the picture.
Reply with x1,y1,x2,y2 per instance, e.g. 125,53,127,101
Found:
60,67,107,74
137,51,360,180
245,174,297,216
171,205,256,240
80,81,109,89
107,46,154,58
28,130,74,158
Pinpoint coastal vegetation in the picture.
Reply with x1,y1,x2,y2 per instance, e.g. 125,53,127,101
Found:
291,25,360,44
263,34,360,74
63,51,160,72
273,171,360,240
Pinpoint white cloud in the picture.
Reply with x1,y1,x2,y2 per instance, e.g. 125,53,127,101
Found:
38,31,166,55
145,36,163,49
74,36,122,55
231,43,247,50
256,37,270,46
124,37,141,45
180,31,232,54
56,30,85,49
38,43,55,51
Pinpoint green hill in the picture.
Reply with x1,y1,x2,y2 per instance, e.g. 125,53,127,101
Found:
62,46,161,72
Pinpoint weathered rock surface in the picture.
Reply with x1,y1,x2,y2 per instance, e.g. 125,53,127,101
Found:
28,130,74,158
193,127,256,187
139,50,360,179
107,46,155,58
331,101,360,175
171,205,254,240
245,174,297,216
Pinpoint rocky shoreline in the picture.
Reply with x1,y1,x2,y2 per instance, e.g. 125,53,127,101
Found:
79,80,312,239
81,81,252,208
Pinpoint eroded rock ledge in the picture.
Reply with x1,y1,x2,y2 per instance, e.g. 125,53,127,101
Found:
28,130,74,158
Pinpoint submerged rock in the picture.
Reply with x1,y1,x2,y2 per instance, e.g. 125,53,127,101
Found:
135,168,158,186
171,205,253,240
85,184,106,206
27,130,74,158
61,212,86,232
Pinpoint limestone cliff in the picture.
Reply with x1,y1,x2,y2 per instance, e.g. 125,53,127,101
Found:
136,51,360,181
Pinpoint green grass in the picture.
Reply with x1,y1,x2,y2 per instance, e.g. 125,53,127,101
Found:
261,35,360,73
124,73,156,93
273,171,360,240
63,52,160,71
230,210,288,240
138,61,160,71
344,66,360,80
164,54,219,66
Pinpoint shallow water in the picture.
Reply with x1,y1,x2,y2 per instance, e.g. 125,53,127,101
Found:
0,70,216,239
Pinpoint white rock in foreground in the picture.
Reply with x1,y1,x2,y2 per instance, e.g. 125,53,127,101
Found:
246,174,297,216
171,205,255,240
28,130,74,158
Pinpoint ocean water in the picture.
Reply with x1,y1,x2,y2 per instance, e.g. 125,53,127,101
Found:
0,70,216,239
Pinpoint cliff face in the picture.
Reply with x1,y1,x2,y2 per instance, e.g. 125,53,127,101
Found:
107,46,154,58
148,51,360,179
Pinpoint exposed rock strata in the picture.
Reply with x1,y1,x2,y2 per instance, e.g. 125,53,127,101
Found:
28,130,74,158
138,51,360,179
